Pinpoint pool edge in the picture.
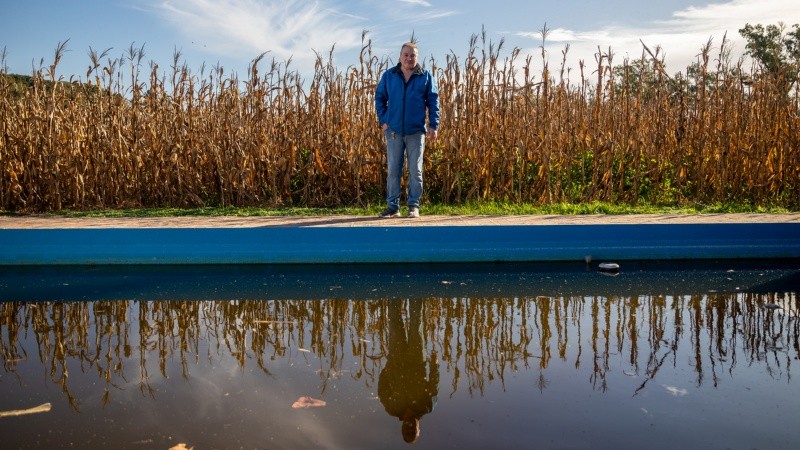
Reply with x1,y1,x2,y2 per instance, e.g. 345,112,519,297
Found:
3,222,800,265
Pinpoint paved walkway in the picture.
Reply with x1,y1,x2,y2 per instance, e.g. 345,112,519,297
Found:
2,213,799,229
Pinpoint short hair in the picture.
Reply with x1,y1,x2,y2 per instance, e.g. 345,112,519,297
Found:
402,418,420,443
401,42,418,53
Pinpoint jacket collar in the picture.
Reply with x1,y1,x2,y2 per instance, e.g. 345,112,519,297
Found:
391,63,423,77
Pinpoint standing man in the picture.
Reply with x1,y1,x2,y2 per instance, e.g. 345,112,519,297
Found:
375,41,440,218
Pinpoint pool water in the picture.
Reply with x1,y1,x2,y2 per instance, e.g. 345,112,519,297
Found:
1,261,799,449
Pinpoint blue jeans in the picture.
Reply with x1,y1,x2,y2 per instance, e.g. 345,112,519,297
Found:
385,130,425,211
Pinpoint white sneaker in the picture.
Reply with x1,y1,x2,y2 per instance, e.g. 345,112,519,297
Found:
407,207,419,218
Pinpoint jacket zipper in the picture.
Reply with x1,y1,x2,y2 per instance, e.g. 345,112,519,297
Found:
401,71,409,135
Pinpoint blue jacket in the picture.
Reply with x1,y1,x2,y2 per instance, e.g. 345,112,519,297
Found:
375,63,440,135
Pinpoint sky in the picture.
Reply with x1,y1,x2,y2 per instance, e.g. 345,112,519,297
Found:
2,0,800,86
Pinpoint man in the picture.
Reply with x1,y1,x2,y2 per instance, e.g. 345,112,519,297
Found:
375,41,440,218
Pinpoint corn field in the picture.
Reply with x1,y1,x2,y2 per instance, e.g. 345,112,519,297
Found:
1,33,799,212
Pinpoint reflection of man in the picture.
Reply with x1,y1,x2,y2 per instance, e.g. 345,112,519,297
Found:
378,299,439,444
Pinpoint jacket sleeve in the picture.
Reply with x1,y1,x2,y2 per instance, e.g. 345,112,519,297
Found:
375,73,388,125
426,72,440,130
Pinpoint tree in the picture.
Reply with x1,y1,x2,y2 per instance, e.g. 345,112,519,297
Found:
739,22,800,90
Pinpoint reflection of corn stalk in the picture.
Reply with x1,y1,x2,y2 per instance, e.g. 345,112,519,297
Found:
0,292,797,407
536,372,549,393
316,368,353,395
633,342,679,397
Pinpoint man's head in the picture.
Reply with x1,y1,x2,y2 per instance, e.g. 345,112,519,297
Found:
400,42,419,71
402,417,421,443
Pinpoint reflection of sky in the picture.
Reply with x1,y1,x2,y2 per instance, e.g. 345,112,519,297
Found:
1,266,799,448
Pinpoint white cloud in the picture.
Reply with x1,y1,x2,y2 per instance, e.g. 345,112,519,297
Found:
400,0,433,6
392,0,457,23
415,9,459,22
142,0,462,76
152,0,364,65
514,0,800,76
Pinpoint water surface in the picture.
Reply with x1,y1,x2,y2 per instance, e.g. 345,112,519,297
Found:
1,261,798,449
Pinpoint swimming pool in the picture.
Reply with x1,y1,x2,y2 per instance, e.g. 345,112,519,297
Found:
1,261,798,449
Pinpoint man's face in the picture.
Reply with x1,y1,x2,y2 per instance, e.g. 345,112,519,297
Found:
400,46,418,71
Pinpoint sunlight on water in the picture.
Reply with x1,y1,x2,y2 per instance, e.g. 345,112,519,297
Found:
1,262,798,449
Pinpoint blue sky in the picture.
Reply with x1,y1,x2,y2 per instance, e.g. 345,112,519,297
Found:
3,0,800,84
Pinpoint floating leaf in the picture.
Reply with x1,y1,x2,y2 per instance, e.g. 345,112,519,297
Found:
0,403,51,418
662,385,688,397
292,396,326,409
169,444,193,450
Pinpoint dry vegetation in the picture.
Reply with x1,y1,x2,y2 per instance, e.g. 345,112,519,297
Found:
1,32,799,212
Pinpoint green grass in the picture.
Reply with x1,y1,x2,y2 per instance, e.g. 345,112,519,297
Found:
2,201,793,218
